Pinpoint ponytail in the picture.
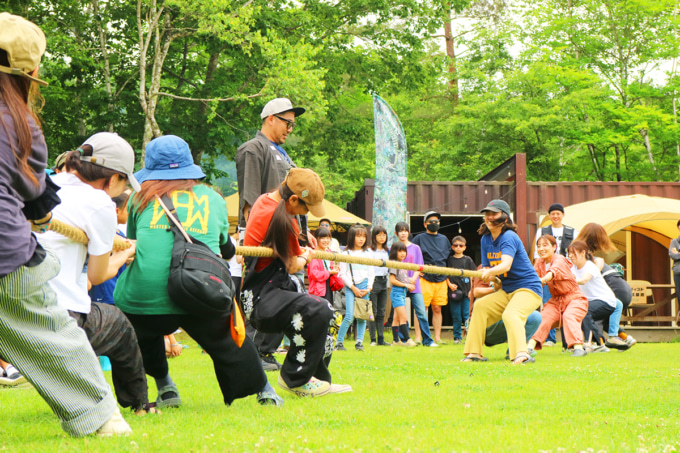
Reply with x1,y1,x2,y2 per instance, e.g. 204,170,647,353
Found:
262,184,298,264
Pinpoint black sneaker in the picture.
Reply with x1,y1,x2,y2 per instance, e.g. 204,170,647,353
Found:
377,340,392,346
355,343,364,352
335,343,347,351
261,353,282,372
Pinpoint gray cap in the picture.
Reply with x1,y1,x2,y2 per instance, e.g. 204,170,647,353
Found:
423,210,441,221
80,132,141,192
260,98,306,119
480,199,511,217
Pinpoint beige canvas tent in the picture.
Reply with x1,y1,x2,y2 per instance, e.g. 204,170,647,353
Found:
224,193,371,234
537,194,680,269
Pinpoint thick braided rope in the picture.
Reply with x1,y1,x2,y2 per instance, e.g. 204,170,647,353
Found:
236,246,503,288
46,219,502,287
48,219,131,251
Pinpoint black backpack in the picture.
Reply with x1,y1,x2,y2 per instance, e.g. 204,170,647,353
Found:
157,195,234,318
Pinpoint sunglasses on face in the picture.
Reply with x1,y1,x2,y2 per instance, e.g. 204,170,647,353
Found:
452,244,465,248
275,115,296,130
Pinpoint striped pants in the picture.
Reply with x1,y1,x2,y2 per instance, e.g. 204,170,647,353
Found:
0,251,116,436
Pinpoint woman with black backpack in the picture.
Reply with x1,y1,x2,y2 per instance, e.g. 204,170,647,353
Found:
114,135,283,408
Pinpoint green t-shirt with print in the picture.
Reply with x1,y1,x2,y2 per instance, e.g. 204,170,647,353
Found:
113,185,230,315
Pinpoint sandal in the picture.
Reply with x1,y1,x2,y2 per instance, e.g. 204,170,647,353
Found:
461,356,488,362
133,402,160,415
512,353,535,365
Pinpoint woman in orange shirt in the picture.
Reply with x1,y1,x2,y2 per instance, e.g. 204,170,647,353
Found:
528,234,588,357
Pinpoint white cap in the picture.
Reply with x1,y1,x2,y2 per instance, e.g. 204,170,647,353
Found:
260,98,306,119
80,132,141,192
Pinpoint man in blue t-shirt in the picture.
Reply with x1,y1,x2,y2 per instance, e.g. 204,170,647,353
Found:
412,210,453,344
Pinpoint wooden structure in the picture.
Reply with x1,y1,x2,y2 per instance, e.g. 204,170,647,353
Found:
345,153,680,332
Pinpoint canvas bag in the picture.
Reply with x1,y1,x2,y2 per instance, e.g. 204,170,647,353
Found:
156,195,235,320
347,256,374,321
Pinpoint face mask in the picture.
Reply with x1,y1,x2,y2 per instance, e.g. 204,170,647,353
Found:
426,222,440,233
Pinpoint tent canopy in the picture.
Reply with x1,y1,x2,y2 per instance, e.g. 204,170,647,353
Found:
224,193,371,233
538,194,680,248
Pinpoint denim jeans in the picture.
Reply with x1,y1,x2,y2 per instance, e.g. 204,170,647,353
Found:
449,297,470,340
337,279,368,345
409,291,434,345
602,299,624,336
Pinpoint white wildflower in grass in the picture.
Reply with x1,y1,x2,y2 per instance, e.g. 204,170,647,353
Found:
291,313,304,331
293,334,305,347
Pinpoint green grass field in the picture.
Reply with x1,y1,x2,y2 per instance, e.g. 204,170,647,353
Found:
2,333,680,452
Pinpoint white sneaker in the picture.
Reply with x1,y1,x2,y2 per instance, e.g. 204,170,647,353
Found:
277,375,331,397
96,407,132,437
543,341,556,347
328,383,353,394
625,335,637,347
428,342,439,348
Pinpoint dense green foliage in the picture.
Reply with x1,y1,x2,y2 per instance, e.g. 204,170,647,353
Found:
2,334,680,451
4,0,680,203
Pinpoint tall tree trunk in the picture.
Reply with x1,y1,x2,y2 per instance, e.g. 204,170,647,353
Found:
193,50,222,164
614,143,622,181
444,8,458,104
587,143,602,180
639,128,658,175
92,0,114,132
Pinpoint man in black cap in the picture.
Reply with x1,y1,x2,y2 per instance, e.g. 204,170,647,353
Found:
412,210,451,345
533,202,579,347
533,203,578,259
236,98,309,372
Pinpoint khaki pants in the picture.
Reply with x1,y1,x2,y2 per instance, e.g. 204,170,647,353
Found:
464,288,541,360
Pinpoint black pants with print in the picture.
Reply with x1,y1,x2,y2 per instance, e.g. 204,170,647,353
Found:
70,302,149,409
123,312,266,405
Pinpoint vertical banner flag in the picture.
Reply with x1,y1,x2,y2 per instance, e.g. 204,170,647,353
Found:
372,93,407,245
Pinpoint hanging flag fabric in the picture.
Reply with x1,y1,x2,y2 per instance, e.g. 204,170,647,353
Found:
372,93,407,245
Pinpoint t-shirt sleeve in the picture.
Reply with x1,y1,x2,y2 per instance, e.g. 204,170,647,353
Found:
125,200,137,240
86,204,118,256
214,192,230,246
389,268,398,276
499,234,520,260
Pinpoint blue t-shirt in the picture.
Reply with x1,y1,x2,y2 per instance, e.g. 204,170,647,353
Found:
89,230,126,305
411,232,451,283
481,230,542,296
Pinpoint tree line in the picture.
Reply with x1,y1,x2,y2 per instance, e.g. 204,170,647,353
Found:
6,0,680,205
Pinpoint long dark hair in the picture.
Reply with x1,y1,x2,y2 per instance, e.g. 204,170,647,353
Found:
347,224,369,251
262,184,299,264
477,212,518,236
371,225,388,251
0,49,43,187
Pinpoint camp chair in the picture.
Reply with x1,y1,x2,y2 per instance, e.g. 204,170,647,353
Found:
626,280,657,325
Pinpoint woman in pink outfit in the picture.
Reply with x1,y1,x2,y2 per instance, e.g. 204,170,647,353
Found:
529,235,588,357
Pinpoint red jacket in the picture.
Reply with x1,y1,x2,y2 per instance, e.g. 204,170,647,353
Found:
308,258,333,297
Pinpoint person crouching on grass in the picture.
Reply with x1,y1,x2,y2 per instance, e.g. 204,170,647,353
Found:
241,168,351,397
528,235,588,357
463,200,543,364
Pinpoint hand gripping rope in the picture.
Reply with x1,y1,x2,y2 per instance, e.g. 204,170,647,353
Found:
46,218,503,289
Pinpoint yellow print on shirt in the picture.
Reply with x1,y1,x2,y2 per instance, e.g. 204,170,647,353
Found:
150,191,210,234
486,251,507,277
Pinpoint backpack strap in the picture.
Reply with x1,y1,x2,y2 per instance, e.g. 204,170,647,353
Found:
156,194,193,244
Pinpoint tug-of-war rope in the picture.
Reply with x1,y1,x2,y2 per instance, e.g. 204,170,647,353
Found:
47,219,502,289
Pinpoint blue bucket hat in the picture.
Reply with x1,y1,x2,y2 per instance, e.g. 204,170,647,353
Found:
134,135,205,184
